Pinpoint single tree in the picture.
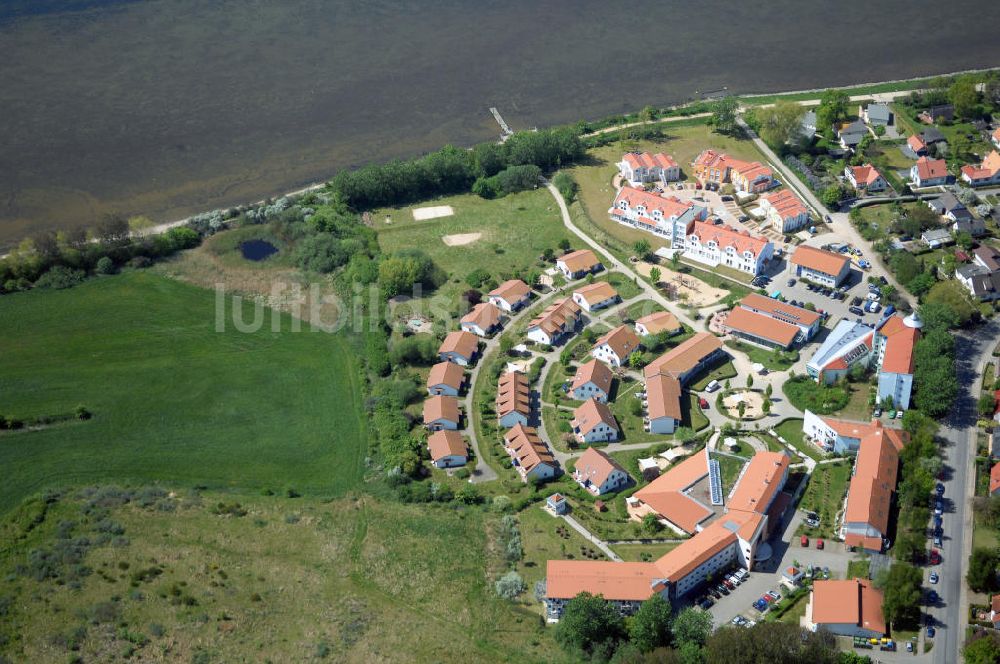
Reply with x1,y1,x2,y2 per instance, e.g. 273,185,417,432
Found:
554,592,626,657
649,267,662,285
711,97,740,135
629,594,672,652
672,607,713,648
633,239,651,259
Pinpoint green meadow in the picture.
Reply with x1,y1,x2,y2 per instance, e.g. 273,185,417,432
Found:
0,271,367,512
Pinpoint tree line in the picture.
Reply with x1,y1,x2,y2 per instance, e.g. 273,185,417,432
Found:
327,127,584,210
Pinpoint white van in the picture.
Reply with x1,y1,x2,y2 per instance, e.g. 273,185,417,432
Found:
706,380,720,393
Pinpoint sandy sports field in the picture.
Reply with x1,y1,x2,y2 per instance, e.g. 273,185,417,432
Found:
442,232,481,246
635,261,728,307
412,205,455,220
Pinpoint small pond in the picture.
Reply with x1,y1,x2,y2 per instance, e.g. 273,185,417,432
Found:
240,239,278,261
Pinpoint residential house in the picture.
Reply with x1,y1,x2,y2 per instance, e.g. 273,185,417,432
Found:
426,361,465,397
488,279,531,312
991,595,1000,629
609,186,707,244
918,104,954,124
644,332,725,386
644,373,682,434
573,447,631,496
907,134,929,156
426,430,469,469
526,298,582,345
993,127,1000,150
680,221,775,275
845,164,887,192
805,579,886,638
757,189,811,233
572,281,620,313
921,228,953,249
920,126,946,146
961,150,1000,187
836,120,869,149
423,395,460,431
909,157,949,188
861,103,891,127
991,462,1000,496
957,245,1000,301
571,358,614,403
634,311,682,337
955,217,987,237
926,192,973,224
592,325,641,368
571,398,620,444
496,371,531,428
438,330,479,366
789,245,852,287
556,249,603,280
504,424,559,484
841,427,908,552
618,152,681,186
460,302,502,338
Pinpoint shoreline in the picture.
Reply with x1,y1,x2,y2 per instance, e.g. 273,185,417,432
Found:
4,65,999,258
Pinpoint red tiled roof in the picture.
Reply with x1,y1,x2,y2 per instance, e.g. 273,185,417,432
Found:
427,430,468,462
635,311,681,335
572,398,618,435
571,358,613,395
739,293,821,326
489,279,531,303
612,187,698,223
760,189,808,219
645,373,682,421
914,157,948,181
907,134,927,153
991,462,1000,494
633,451,712,533
496,371,530,420
644,332,723,380
594,325,641,360
687,220,769,257
546,560,659,601
727,451,789,515
438,330,479,360
423,395,460,425
427,361,464,391
623,152,678,170
844,428,908,536
504,424,556,474
848,165,884,186
574,447,628,488
574,281,619,306
790,245,850,277
461,302,501,330
878,316,919,375
528,298,581,337
724,306,799,347
558,249,601,273
811,579,886,634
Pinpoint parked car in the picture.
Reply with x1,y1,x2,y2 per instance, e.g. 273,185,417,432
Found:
762,594,775,604
721,195,734,202
851,296,862,306
816,539,825,550
766,590,781,601
927,627,936,638
801,536,809,547
934,534,942,546
936,483,945,496
934,500,943,515
849,306,865,316
873,407,882,417
699,598,714,610
929,549,941,565
927,590,939,604
929,572,939,584
753,598,768,612
699,397,709,409
787,278,796,286
858,259,871,269
884,305,895,316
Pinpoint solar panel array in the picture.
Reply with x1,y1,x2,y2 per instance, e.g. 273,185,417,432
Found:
709,458,724,505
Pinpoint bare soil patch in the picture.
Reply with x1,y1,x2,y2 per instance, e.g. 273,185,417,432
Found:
412,205,455,220
442,232,482,246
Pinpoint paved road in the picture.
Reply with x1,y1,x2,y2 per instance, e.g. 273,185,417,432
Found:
931,319,1000,664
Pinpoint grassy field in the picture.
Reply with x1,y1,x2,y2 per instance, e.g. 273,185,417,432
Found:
0,272,367,513
783,375,850,415
689,360,739,391
724,340,798,372
711,453,748,493
0,489,560,663
772,418,823,462
375,189,573,318
797,461,852,540
518,505,600,598
611,542,680,562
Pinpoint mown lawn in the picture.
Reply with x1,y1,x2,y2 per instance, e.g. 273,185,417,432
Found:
773,418,823,462
0,272,367,512
783,375,850,415
0,489,559,663
797,461,852,540
689,360,738,391
611,542,680,562
375,189,574,318
724,340,798,372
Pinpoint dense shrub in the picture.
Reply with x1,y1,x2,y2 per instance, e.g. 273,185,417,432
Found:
33,266,86,290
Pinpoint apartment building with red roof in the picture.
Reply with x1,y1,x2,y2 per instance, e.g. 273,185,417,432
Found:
496,371,531,429
790,245,852,287
691,150,775,193
723,306,800,350
802,410,886,454
758,189,811,233
806,578,886,638
736,293,822,341
629,450,713,534
609,186,707,245
618,152,681,186
643,373,683,435
841,427,908,553
681,220,775,275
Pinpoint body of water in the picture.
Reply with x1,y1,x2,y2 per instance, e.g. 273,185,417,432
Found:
240,239,278,262
1,0,999,248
